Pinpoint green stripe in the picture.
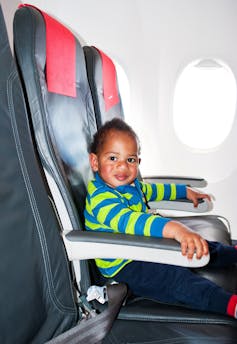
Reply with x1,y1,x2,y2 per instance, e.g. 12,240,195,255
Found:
96,259,132,278
110,208,131,231
145,184,153,200
96,258,125,268
97,203,119,223
85,219,108,231
170,184,176,200
143,215,155,236
87,181,97,195
92,191,118,208
156,184,165,201
124,212,142,235
123,192,133,200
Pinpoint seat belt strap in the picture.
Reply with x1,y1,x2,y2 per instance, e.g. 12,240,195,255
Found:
45,283,127,344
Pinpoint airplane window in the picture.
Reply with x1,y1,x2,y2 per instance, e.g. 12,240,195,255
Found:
114,61,131,120
173,59,236,150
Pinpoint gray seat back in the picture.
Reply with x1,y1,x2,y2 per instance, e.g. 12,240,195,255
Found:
0,5,77,343
83,46,124,127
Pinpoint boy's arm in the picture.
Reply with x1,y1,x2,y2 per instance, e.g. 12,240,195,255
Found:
88,189,170,238
88,188,209,259
140,181,186,202
163,220,209,259
141,182,212,209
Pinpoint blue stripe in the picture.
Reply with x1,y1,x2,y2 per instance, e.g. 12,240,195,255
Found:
176,184,187,198
99,258,117,262
151,183,157,201
98,259,129,277
106,203,125,225
84,211,98,224
134,213,151,235
117,211,132,233
164,184,171,199
150,217,171,237
93,198,120,217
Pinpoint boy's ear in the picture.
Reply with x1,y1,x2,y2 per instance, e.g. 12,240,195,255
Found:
89,153,99,172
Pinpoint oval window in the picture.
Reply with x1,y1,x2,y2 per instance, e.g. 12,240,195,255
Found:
173,59,236,150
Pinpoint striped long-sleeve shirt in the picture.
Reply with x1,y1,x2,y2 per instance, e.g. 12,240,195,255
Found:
84,173,187,277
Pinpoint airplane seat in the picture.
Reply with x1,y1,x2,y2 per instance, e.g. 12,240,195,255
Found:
83,45,237,292
12,4,237,343
0,6,127,343
83,46,125,127
0,5,78,343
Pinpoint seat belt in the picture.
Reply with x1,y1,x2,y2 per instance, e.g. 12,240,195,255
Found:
45,283,127,344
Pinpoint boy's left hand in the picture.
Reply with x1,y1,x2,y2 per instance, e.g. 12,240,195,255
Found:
186,187,212,208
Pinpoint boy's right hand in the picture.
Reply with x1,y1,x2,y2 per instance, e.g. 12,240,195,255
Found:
163,220,209,260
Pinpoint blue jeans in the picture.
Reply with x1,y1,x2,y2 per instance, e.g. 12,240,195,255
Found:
114,241,237,315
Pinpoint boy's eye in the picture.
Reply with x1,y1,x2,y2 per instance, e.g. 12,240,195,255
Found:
109,156,117,161
127,157,137,163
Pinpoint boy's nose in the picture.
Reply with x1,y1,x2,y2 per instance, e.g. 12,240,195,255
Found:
117,160,128,169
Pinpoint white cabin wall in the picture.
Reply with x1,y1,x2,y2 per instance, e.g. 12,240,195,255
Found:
2,0,237,237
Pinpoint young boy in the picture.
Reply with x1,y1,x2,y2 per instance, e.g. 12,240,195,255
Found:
84,117,237,318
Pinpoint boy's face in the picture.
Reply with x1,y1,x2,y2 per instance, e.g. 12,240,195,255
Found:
90,130,140,188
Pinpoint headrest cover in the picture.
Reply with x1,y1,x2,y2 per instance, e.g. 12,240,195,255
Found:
95,48,119,111
19,4,76,97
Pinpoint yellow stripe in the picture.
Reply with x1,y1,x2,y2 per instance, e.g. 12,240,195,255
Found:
85,219,108,231
85,199,93,215
87,181,97,195
97,203,119,223
146,184,153,200
123,192,133,200
143,215,155,236
124,212,142,235
96,258,125,268
110,208,131,232
92,191,117,208
156,184,164,201
170,184,176,200
96,259,132,278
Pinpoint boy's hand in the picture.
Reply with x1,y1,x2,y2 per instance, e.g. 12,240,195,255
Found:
186,187,212,208
163,221,209,260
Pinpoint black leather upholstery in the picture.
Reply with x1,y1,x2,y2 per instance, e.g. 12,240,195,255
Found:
0,5,77,343
84,46,124,127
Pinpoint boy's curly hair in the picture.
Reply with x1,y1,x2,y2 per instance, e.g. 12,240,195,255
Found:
90,117,141,154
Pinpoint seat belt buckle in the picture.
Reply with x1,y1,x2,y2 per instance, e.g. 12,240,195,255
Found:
86,285,108,304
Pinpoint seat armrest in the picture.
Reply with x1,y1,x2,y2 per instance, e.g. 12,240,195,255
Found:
142,176,212,212
142,176,207,188
149,198,213,213
63,231,210,268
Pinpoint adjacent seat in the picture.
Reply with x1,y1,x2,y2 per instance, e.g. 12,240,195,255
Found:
12,4,237,343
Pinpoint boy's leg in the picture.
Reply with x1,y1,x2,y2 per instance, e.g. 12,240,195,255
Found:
115,260,233,316
208,241,237,267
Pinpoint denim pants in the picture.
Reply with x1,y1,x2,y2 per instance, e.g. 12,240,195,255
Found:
114,241,237,315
